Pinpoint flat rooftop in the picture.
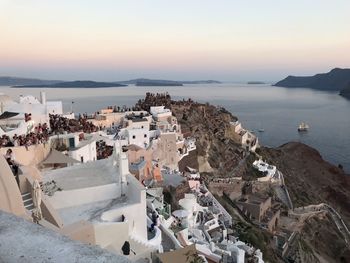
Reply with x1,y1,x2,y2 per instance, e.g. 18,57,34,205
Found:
43,158,118,190
58,196,129,225
0,211,129,263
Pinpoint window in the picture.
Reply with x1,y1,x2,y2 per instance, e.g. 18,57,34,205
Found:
141,126,144,129
144,134,147,138
132,135,136,139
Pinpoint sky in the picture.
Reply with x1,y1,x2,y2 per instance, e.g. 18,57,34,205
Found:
0,0,350,82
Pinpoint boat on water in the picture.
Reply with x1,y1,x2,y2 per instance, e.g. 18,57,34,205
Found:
298,122,309,132
258,128,265,132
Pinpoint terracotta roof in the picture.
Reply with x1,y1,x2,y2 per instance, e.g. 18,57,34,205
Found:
127,144,143,152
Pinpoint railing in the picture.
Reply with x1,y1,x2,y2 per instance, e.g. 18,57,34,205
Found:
158,202,171,220
203,184,232,226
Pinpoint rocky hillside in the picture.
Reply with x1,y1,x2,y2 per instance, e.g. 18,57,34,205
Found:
260,142,350,263
274,68,350,92
340,82,350,99
296,214,350,263
136,94,350,262
260,142,350,222
136,93,245,177
172,102,246,176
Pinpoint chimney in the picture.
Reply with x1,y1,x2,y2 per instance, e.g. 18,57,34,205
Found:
40,91,46,105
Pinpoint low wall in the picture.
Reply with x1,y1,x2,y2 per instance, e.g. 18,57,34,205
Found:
0,156,26,217
0,143,51,166
94,221,129,251
147,217,162,249
60,220,96,245
22,173,64,228
159,223,182,249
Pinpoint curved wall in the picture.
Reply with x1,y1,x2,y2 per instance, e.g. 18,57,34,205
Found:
0,156,26,216
0,143,51,166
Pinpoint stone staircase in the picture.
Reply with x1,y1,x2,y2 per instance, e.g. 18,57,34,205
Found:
21,192,34,212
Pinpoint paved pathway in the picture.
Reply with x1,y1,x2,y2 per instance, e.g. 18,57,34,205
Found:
274,171,293,209
291,203,350,245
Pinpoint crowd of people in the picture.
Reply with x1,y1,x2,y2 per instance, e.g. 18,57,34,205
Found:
0,123,50,149
96,140,113,160
49,114,99,134
0,113,100,150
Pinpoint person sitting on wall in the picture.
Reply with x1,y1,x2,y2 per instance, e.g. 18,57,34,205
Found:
4,149,19,187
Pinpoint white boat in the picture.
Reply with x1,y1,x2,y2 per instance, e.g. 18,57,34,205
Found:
298,122,309,132
258,128,265,132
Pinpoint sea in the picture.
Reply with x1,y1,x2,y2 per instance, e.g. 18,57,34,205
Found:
1,83,349,173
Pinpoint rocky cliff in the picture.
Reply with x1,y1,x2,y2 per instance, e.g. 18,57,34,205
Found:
261,142,350,221
340,82,350,99
136,93,350,262
274,68,350,92
261,142,350,262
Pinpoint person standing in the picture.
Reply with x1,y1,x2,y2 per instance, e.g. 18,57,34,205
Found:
4,149,19,188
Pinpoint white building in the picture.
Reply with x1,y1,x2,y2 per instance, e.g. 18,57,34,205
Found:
253,159,278,182
6,92,63,122
50,133,97,163
150,106,172,120
0,92,63,137
42,146,161,261
230,121,259,152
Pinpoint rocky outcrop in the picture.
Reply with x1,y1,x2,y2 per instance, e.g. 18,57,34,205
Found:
340,82,350,99
135,93,244,177
260,142,350,222
292,213,350,263
171,102,244,177
136,94,350,262
274,68,350,92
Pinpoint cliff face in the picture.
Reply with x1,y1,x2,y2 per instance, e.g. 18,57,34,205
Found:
340,82,350,99
274,68,350,92
297,214,350,263
261,142,350,221
136,94,350,262
171,102,245,177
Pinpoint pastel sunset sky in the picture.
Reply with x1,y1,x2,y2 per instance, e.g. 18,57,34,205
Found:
1,0,349,81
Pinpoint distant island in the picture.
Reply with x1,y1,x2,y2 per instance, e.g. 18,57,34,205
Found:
0,76,61,86
136,81,183,86
247,81,265,84
119,78,182,86
15,81,127,88
117,78,220,85
0,76,221,88
181,80,221,84
274,68,350,99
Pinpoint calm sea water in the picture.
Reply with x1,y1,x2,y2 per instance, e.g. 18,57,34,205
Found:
1,84,349,172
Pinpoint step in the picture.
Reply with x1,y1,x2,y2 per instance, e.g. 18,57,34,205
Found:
25,204,35,211
21,192,31,199
23,198,33,205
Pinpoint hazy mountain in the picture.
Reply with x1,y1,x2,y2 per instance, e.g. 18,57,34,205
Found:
1,75,221,87
247,81,265,84
274,68,350,91
340,82,350,99
16,81,127,88
0,76,61,86
116,78,221,85
181,80,221,84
